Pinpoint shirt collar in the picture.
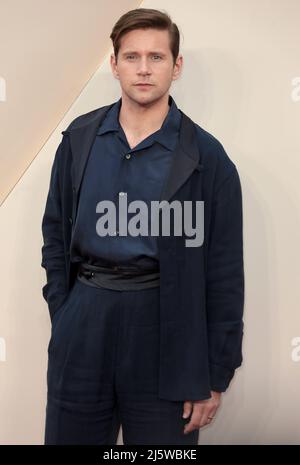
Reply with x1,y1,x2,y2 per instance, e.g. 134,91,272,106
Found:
97,94,182,151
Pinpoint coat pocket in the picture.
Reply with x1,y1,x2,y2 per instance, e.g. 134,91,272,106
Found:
47,283,79,354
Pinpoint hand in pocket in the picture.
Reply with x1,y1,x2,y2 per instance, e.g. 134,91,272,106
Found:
50,292,70,327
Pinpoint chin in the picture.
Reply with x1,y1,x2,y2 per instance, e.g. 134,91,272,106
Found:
128,93,153,105
134,90,164,105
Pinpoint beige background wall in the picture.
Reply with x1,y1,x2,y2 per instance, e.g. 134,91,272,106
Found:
0,0,299,444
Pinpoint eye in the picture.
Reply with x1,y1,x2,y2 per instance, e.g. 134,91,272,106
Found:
152,55,162,60
126,55,136,60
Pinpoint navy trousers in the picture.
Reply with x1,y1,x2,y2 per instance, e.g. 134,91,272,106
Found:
44,276,199,445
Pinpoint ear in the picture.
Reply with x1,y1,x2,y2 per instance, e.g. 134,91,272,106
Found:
110,54,119,79
172,54,183,81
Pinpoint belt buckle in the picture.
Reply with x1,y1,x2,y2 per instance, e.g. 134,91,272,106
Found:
80,269,95,279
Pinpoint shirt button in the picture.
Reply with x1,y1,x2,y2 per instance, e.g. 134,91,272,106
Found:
125,154,131,160
118,192,126,196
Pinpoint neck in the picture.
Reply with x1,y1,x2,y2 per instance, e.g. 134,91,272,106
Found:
118,93,170,137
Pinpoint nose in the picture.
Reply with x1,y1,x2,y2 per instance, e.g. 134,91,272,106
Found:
137,57,151,75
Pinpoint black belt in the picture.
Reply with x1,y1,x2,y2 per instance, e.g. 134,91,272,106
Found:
77,262,160,291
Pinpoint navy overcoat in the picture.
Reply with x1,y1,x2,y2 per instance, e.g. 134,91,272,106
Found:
41,99,245,401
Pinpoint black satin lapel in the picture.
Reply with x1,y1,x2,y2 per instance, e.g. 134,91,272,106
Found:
66,107,111,192
159,111,202,202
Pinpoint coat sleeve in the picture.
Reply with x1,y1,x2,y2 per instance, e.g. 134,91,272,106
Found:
41,139,69,322
206,166,245,392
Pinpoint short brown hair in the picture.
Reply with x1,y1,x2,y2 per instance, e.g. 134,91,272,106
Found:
110,8,180,65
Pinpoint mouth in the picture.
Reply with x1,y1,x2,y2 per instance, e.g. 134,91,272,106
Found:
134,83,153,87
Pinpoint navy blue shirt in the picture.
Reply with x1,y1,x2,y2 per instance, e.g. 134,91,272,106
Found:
70,94,182,271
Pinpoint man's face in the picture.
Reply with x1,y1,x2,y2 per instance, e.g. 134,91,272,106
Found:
110,28,182,106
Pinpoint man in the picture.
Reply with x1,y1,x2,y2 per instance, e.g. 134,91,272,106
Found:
41,8,244,445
